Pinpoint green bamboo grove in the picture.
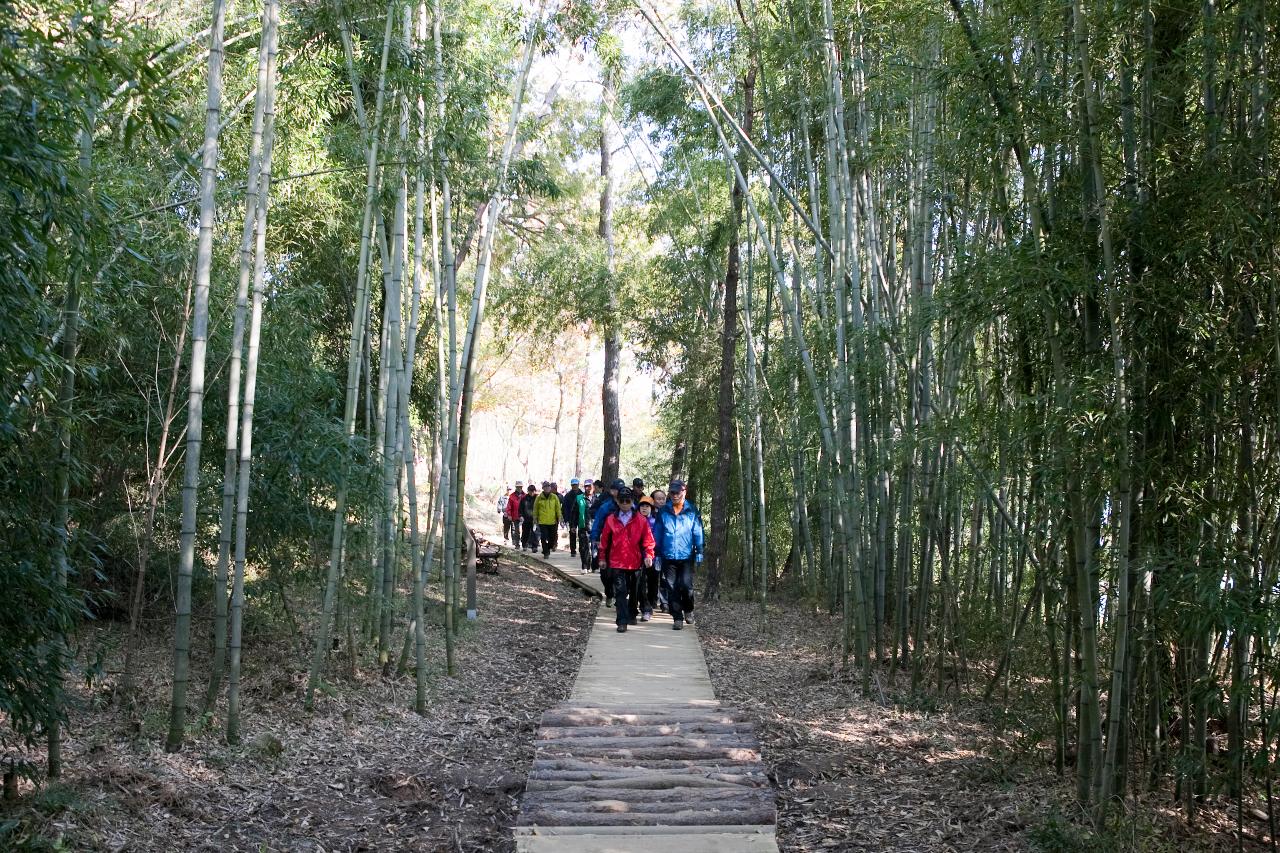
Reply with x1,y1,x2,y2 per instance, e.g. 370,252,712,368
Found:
1,0,1278,839
633,0,1280,825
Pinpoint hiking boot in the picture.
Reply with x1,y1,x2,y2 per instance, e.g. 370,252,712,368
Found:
629,617,638,626
616,624,627,633
605,598,614,608
684,613,695,626
672,620,683,630
640,611,652,622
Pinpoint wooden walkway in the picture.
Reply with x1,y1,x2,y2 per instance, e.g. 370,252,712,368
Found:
511,541,778,852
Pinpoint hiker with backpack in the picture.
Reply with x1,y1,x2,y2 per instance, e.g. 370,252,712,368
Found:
637,496,660,622
597,489,655,633
519,484,539,552
498,487,512,541
562,478,592,573
561,478,586,559
589,478,626,605
534,481,563,558
505,482,524,548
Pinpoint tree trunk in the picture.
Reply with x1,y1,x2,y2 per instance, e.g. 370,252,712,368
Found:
574,355,588,477
551,368,565,476
225,1,277,743
599,64,621,487
305,3,395,710
166,0,226,753
206,0,275,716
705,69,755,601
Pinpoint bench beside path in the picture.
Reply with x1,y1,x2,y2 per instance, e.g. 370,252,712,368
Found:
508,543,779,853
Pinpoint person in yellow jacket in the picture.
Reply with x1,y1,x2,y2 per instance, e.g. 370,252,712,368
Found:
534,481,563,558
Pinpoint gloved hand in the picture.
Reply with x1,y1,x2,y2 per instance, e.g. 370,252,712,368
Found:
643,557,653,568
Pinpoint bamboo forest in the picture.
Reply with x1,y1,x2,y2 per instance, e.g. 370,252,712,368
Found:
2,0,1278,848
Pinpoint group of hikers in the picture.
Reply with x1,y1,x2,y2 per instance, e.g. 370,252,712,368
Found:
498,477,704,633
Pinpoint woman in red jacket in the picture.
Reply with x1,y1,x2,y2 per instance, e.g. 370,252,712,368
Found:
597,490,655,633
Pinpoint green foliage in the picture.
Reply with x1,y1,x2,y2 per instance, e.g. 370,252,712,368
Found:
1028,811,1103,853
0,0,174,763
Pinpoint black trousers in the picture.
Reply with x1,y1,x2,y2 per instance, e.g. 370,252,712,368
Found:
508,518,521,547
539,524,558,556
521,518,536,549
665,558,695,621
640,564,660,611
501,515,511,539
568,524,578,555
611,569,641,626
577,528,590,570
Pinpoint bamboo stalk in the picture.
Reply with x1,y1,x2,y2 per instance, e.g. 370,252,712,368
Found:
225,0,278,746
166,0,227,753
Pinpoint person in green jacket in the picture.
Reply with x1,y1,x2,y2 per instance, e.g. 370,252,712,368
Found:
561,478,592,573
534,481,563,558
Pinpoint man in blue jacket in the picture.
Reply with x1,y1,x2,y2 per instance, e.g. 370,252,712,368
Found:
654,480,704,630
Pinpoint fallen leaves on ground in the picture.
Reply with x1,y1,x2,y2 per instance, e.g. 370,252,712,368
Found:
1,556,596,852
696,598,1259,853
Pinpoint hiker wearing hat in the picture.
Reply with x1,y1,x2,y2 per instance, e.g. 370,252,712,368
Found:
498,488,512,540
654,480,704,630
535,481,562,558
637,496,660,621
631,477,647,506
589,478,627,605
561,478,587,561
649,489,670,610
597,489,655,632
506,482,524,547
576,480,595,572
519,484,539,552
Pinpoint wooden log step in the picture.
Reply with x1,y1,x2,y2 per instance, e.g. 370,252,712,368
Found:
520,799,771,817
537,722,755,738
524,786,769,805
552,701,723,709
526,773,766,791
535,734,755,751
524,763,762,783
524,773,762,788
516,806,777,827
534,746,761,762
531,757,767,774
540,710,751,727
543,701,734,710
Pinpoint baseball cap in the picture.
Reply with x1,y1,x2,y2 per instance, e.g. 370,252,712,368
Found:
616,491,634,503
570,477,580,485
639,496,654,506
632,477,645,488
515,481,523,487
668,479,685,492
611,478,627,492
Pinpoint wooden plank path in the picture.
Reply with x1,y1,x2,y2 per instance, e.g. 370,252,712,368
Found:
512,542,779,852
